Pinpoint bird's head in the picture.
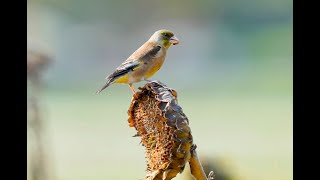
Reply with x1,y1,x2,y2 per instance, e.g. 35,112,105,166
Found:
149,29,179,49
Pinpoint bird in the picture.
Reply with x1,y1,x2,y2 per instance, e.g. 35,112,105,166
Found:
96,29,179,94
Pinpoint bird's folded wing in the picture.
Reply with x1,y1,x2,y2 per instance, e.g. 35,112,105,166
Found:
107,61,142,79
108,42,162,80
127,42,162,62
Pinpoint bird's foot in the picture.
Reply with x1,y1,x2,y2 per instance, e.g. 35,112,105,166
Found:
132,92,139,99
128,84,139,98
128,84,136,93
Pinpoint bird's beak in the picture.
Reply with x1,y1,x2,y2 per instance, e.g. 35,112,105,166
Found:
170,36,179,45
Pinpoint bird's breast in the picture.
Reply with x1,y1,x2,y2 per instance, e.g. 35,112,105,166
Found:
144,55,166,79
127,46,167,83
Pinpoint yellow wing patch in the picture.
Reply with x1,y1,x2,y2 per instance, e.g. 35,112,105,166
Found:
114,74,129,83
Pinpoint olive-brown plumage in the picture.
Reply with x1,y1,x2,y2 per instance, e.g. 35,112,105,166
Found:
96,29,179,94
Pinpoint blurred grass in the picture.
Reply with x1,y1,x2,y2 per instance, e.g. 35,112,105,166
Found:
30,86,292,180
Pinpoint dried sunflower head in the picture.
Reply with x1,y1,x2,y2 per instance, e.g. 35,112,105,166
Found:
128,81,193,180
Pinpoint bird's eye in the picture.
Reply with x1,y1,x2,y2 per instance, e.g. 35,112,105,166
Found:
164,33,170,38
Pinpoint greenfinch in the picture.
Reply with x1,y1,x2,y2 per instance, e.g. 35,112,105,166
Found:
96,29,179,94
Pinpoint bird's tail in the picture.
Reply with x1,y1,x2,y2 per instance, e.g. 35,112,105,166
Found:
95,78,113,94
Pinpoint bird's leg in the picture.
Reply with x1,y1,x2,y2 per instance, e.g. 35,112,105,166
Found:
128,84,137,94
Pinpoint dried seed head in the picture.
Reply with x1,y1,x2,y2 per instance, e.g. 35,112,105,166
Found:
27,50,51,78
128,81,193,180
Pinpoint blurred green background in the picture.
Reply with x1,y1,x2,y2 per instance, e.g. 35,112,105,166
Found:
27,0,292,179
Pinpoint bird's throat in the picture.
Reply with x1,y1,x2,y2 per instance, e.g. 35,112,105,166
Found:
162,40,171,50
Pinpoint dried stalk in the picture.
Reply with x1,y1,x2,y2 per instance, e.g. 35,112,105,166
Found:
27,50,52,180
189,145,215,180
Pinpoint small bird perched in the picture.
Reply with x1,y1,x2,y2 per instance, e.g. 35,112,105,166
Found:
96,29,179,94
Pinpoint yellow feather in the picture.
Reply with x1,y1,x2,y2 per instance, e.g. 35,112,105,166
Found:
144,61,163,79
162,40,171,50
114,74,129,83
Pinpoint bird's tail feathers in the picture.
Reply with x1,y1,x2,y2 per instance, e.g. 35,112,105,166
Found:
95,78,114,94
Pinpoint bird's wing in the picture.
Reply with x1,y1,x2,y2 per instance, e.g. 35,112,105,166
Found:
97,61,142,94
126,41,162,63
107,60,142,80
107,42,162,80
